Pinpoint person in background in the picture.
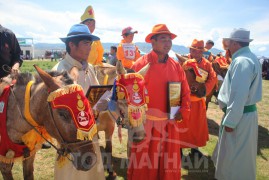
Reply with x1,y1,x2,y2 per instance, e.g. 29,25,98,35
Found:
107,46,118,66
129,24,190,180
0,24,22,79
203,40,215,62
213,28,262,180
80,5,104,66
52,24,105,180
117,26,141,69
184,39,216,157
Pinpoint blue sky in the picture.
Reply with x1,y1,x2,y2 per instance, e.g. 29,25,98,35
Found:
1,0,269,56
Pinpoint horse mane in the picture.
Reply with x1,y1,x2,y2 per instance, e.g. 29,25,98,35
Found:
15,72,34,86
33,70,74,85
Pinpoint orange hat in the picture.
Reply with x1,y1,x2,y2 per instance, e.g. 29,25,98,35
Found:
145,24,177,43
81,5,95,23
122,26,138,36
189,39,206,52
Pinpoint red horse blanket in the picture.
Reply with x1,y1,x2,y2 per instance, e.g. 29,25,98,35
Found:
0,86,28,158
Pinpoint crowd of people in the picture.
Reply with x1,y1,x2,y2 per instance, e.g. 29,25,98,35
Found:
0,4,263,180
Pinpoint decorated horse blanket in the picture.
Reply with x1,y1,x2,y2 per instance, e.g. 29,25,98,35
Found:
0,86,28,158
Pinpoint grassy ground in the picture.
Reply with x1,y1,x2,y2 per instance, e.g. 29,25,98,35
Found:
4,60,269,180
20,59,58,73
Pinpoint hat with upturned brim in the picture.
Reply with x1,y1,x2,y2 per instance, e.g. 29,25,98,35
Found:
189,39,207,52
223,28,253,42
81,5,95,23
60,24,100,43
145,24,177,43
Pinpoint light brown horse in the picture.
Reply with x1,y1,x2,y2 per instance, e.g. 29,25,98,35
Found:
93,62,148,178
94,63,117,86
0,66,97,180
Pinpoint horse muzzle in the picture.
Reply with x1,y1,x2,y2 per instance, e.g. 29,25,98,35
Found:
61,140,97,171
71,151,97,171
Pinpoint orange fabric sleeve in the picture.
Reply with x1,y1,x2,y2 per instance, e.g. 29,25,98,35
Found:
87,40,104,65
177,64,191,122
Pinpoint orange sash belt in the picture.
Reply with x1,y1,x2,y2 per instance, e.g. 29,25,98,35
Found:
190,95,206,110
147,114,167,121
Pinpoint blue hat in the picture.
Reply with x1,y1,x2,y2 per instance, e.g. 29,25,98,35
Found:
60,24,100,43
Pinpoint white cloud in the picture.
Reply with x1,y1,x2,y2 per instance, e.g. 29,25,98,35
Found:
258,46,267,52
246,14,269,46
1,0,268,57
0,0,80,43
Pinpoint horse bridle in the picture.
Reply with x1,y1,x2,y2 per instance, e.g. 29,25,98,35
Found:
10,83,95,161
46,104,95,159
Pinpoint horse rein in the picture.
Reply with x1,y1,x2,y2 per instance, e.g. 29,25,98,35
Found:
2,64,11,73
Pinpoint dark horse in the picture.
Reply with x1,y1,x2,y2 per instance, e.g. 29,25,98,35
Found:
205,57,228,109
0,66,97,180
262,58,269,80
182,60,206,98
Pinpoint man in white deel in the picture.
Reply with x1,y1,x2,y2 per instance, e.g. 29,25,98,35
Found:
52,24,105,180
212,28,262,180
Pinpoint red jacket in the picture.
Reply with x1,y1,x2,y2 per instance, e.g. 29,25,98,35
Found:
132,50,190,121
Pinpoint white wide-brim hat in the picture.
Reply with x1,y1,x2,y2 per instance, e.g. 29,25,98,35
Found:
223,28,253,42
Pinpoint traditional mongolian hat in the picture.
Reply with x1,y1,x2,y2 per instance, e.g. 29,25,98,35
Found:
81,5,95,23
145,24,177,43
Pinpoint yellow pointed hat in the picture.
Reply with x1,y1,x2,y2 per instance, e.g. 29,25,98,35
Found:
81,5,95,23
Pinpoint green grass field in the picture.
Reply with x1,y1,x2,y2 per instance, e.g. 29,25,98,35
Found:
6,60,269,180
20,60,58,73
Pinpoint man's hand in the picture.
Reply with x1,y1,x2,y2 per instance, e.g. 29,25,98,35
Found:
95,98,109,112
225,126,234,132
11,62,20,75
174,111,182,122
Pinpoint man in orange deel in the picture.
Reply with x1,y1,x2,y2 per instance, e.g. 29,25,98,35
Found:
183,39,216,157
80,5,104,65
117,26,141,69
129,24,191,180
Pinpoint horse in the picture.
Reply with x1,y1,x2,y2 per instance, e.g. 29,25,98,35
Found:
262,58,269,80
0,66,97,180
205,56,229,109
182,60,207,98
90,62,147,179
94,63,117,86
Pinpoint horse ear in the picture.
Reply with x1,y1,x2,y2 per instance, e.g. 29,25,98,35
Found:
69,66,79,84
175,53,187,66
116,61,126,75
137,63,150,77
33,64,60,91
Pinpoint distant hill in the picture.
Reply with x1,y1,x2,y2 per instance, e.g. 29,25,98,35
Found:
33,42,223,57
34,43,65,50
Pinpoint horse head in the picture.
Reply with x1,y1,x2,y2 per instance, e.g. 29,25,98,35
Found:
33,65,97,171
182,60,206,98
212,57,229,79
109,61,149,143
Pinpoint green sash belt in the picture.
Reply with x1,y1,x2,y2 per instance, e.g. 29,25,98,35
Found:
222,104,257,114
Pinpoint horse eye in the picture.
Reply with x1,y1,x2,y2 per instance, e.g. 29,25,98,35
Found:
58,110,70,120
